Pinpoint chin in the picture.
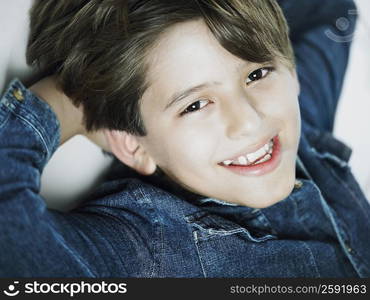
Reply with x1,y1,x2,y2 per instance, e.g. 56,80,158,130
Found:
238,197,282,209
235,177,296,209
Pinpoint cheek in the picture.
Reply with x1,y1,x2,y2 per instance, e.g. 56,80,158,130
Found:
259,77,300,125
148,122,218,171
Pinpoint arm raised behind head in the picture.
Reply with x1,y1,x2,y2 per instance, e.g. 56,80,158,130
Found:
29,76,111,151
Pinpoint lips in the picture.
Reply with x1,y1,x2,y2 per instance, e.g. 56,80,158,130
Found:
219,135,282,177
220,136,276,166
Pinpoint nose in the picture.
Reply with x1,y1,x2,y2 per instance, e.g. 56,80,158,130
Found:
223,96,263,140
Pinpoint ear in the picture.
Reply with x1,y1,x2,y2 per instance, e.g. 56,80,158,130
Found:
104,130,157,175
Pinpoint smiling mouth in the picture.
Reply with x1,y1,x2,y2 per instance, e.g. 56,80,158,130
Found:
220,137,275,167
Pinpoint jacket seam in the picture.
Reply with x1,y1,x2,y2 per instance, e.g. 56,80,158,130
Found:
133,186,162,278
193,231,207,278
11,110,50,162
314,177,365,277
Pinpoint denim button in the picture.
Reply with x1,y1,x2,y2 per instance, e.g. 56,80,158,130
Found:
13,89,24,101
294,179,303,189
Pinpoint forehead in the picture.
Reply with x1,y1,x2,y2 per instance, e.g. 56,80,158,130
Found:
143,20,247,94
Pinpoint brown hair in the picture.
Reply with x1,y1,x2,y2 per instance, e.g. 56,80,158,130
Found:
27,0,294,135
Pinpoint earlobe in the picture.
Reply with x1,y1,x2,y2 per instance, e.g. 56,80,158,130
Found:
104,130,157,175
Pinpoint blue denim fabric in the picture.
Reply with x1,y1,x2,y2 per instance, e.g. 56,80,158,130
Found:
1,0,369,277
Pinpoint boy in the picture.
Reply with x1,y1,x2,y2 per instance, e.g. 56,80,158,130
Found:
0,0,369,277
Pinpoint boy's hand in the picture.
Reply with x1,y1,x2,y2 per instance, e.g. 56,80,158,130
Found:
29,76,111,152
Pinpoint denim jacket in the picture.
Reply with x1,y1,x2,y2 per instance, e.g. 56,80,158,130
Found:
1,0,369,277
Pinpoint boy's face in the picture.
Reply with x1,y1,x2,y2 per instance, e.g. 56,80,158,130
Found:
138,20,301,208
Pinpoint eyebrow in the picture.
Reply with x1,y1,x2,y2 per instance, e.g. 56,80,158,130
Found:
164,81,221,111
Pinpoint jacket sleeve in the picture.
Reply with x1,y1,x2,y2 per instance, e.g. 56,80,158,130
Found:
278,0,358,132
0,80,133,277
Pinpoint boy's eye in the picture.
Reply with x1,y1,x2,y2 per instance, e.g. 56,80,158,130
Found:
246,67,273,85
181,99,210,115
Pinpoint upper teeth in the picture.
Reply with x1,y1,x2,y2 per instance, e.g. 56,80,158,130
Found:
223,140,274,166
